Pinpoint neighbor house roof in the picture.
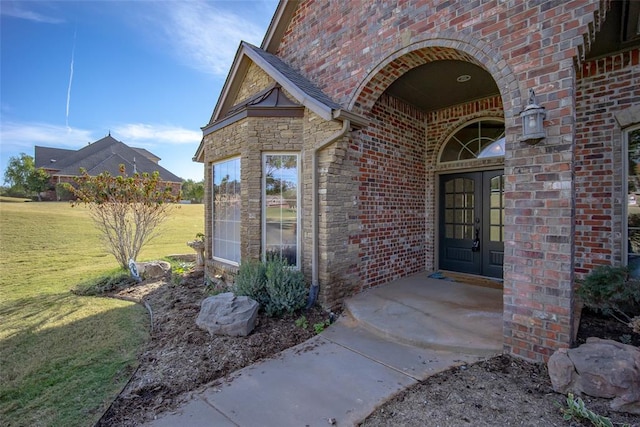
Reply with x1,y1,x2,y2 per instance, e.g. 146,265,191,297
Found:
35,146,75,169
35,135,182,182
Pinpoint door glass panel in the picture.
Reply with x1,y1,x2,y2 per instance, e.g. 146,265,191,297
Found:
488,175,504,242
445,180,454,192
443,177,475,240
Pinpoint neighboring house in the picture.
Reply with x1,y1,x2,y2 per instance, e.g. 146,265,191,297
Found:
194,0,640,361
35,134,182,200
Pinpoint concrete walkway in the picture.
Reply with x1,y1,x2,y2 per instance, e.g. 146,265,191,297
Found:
146,272,503,427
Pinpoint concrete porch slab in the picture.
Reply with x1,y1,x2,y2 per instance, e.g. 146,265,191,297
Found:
344,272,503,355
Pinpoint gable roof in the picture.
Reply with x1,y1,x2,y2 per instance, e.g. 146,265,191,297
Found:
261,0,299,53
132,147,160,163
36,135,182,182
195,40,368,162
206,42,343,127
35,146,75,169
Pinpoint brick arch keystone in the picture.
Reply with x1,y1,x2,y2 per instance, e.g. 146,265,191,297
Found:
348,35,520,123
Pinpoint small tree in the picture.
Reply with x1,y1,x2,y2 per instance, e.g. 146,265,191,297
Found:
69,165,180,269
26,167,51,201
181,179,205,203
3,153,50,199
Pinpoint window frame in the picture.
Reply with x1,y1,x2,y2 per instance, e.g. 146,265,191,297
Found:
624,125,640,268
211,157,241,266
438,117,505,164
262,152,301,268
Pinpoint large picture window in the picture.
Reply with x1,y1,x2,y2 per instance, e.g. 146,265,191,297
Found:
212,157,241,265
627,127,640,273
263,153,300,266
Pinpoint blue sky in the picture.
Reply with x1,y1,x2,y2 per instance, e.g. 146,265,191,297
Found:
0,0,279,182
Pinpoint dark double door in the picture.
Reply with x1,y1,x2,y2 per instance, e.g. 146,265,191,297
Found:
439,170,504,279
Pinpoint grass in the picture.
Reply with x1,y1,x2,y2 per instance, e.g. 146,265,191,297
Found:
0,200,204,427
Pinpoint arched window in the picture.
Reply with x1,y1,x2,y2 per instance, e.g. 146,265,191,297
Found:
440,119,505,163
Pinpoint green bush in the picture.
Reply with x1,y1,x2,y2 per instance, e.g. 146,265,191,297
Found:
55,182,74,201
234,259,268,307
234,257,307,317
263,256,307,317
577,265,640,326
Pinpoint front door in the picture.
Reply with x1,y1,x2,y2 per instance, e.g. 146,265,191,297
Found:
439,170,504,278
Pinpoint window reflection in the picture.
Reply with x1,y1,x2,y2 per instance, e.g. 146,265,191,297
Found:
440,119,505,162
628,128,640,274
264,154,299,266
213,158,241,265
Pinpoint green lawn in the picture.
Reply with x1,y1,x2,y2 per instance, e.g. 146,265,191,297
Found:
0,201,204,427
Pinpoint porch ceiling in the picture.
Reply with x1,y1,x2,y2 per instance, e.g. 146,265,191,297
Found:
385,60,500,113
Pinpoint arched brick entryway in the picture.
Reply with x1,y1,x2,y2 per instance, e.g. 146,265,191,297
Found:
348,39,523,358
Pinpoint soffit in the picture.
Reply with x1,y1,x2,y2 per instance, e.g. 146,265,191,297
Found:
385,60,500,113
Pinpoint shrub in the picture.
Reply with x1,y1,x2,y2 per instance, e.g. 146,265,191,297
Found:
234,259,268,307
55,182,74,201
234,257,307,317
69,166,179,269
264,256,307,317
577,265,640,328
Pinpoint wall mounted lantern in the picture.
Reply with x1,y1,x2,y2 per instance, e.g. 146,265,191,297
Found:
519,89,546,144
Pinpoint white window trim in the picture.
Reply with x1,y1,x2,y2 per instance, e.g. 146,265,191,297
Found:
437,117,505,166
212,157,241,266
625,126,640,267
262,152,301,268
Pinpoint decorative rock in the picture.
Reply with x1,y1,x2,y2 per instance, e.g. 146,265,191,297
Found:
548,337,640,414
196,292,259,337
136,261,171,280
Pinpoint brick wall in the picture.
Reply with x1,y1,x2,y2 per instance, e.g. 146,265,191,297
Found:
575,49,640,275
273,0,607,361
351,93,427,290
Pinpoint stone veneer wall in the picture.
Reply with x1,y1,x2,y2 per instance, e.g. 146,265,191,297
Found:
233,62,276,104
202,60,358,299
202,114,304,279
574,49,640,275
274,0,607,361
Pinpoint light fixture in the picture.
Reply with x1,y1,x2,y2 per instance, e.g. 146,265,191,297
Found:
456,74,471,83
519,89,546,144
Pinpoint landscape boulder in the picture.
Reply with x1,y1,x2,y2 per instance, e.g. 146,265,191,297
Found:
196,292,259,337
548,337,640,414
136,261,171,280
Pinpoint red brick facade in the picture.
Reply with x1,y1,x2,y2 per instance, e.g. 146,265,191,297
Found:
575,50,640,274
201,0,640,362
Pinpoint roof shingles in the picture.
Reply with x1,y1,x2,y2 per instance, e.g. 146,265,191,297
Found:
35,135,182,182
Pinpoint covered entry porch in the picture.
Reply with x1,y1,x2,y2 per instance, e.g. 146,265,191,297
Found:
342,271,503,356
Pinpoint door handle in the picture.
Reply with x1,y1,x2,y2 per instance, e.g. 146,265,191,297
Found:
472,228,480,252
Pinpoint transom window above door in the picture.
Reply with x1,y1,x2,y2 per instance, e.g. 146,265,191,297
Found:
440,119,505,163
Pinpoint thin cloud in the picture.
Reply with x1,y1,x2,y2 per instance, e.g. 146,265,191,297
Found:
0,2,64,24
0,121,95,152
66,29,77,130
155,1,267,76
113,123,200,146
